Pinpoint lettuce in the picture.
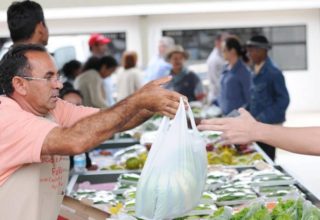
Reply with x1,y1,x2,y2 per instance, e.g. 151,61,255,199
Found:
231,207,249,220
210,207,232,220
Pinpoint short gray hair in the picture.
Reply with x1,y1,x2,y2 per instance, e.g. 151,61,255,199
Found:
160,36,175,49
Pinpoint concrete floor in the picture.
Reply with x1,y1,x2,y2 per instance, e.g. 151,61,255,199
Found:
276,111,320,199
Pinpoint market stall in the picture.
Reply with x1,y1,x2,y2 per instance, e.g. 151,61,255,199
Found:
62,116,320,219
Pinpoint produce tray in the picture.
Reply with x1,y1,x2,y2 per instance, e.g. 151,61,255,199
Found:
66,170,140,195
66,166,320,207
232,165,320,207
274,165,320,207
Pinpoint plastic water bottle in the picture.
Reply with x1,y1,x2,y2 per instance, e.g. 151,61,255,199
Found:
73,153,87,173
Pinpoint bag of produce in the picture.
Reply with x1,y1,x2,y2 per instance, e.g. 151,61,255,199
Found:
135,98,207,219
301,200,320,220
210,206,233,220
271,198,302,220
232,202,271,220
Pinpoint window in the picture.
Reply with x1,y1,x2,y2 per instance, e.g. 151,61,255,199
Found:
163,25,307,71
103,32,126,62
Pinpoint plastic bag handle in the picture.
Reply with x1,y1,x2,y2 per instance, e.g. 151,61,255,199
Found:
184,99,199,133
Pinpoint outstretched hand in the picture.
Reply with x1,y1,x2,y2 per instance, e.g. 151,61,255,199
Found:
197,108,258,144
135,76,187,118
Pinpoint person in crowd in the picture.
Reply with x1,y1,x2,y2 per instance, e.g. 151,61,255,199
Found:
0,44,184,220
59,87,83,106
88,33,115,106
88,33,111,58
59,87,98,171
117,51,143,101
165,45,205,102
61,59,82,88
74,56,118,108
7,0,49,45
217,36,251,115
0,0,49,94
145,36,175,82
198,108,320,156
206,33,227,104
82,56,100,72
244,35,290,161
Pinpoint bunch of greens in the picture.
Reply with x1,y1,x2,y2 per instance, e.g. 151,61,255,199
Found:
231,203,271,220
271,198,303,220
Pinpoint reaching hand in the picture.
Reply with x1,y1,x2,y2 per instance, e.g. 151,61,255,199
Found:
197,108,258,144
135,76,187,118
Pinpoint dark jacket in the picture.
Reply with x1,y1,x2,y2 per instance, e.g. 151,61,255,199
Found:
248,57,290,124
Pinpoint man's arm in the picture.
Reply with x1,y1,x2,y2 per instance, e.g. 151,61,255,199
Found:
42,97,140,155
198,108,320,156
254,123,320,156
42,76,184,156
119,109,153,131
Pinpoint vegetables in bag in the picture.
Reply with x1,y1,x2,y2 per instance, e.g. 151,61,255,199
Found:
135,98,207,219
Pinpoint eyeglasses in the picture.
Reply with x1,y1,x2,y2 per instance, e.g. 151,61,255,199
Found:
22,74,63,84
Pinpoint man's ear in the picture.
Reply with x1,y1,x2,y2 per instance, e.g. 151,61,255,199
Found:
39,21,47,33
12,76,27,96
35,21,48,44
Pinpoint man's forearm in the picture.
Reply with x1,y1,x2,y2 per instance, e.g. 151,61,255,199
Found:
43,96,142,155
120,109,153,131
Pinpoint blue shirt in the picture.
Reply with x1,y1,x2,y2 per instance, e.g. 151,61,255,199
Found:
145,56,171,82
248,57,290,124
218,59,251,115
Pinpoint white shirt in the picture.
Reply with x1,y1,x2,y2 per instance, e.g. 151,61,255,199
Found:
116,67,143,101
206,48,225,101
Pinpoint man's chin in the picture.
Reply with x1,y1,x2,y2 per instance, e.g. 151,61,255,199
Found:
48,100,57,110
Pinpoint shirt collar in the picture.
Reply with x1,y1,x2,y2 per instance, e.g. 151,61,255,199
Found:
254,60,265,75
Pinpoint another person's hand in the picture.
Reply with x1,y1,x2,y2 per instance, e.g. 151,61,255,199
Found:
197,108,258,144
134,76,187,118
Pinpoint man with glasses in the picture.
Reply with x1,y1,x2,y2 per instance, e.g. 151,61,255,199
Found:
0,44,184,220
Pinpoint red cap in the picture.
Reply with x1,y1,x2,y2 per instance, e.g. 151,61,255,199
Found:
88,34,111,47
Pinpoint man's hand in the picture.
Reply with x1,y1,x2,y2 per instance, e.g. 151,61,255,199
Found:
134,76,187,118
197,108,259,144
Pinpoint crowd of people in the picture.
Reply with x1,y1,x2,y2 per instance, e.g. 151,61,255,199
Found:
1,1,318,220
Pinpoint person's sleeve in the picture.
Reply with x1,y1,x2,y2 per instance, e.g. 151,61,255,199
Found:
195,78,205,97
156,62,171,79
208,62,224,100
52,99,99,127
194,74,205,100
256,72,290,124
87,76,109,108
240,70,251,105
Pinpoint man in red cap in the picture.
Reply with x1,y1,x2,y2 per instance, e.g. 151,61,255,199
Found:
88,33,111,58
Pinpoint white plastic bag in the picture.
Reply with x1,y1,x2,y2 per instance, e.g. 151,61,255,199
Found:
135,98,207,220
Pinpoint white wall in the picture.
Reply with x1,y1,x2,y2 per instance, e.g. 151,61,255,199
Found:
147,9,320,112
0,16,144,65
0,8,319,112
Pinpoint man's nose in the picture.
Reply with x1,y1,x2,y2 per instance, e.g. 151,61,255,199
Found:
54,80,63,89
